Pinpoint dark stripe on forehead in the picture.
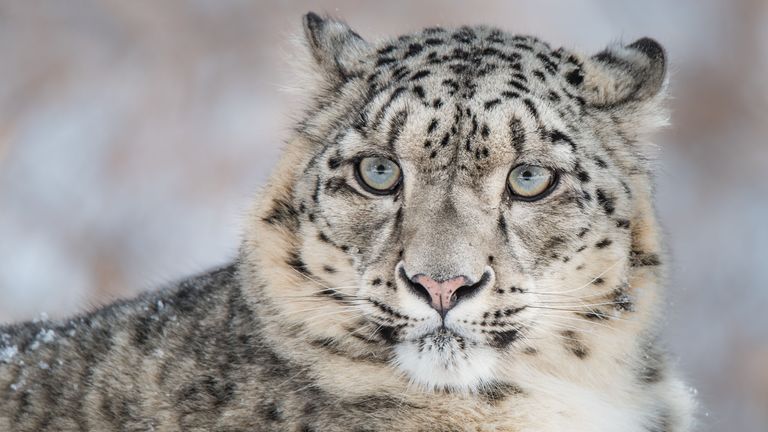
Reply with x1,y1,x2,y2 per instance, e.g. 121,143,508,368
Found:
509,117,526,154
522,99,539,120
387,110,408,149
550,130,577,151
370,86,407,131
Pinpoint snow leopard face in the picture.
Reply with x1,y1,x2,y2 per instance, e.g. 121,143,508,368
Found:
256,13,668,392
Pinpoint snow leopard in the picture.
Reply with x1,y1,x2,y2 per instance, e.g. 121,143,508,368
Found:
1,12,695,432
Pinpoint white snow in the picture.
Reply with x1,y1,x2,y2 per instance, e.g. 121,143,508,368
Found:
37,328,56,343
0,345,18,363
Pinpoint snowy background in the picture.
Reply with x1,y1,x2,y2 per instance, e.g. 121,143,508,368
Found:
0,1,766,430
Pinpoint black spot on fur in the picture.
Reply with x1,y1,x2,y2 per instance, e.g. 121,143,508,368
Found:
387,109,408,149
582,310,610,321
498,214,509,241
377,45,396,55
594,157,608,168
392,65,410,80
324,154,342,171
489,329,519,349
262,198,299,229
630,251,662,267
508,80,529,93
484,99,501,110
481,124,491,139
479,382,523,404
522,98,538,119
616,219,631,229
375,57,396,67
596,189,616,215
512,43,533,52
509,117,526,153
638,344,665,384
550,129,577,151
410,70,431,81
595,238,613,248
376,326,400,344
427,118,439,134
501,91,520,99
565,68,584,86
536,53,559,74
287,251,311,276
612,286,635,312
561,330,589,359
317,289,347,303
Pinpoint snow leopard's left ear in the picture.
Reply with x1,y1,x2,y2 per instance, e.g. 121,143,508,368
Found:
583,38,667,108
302,12,371,83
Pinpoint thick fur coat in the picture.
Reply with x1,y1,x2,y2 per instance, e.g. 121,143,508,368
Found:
1,13,694,431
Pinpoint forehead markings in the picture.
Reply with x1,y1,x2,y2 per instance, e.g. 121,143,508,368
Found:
346,26,592,190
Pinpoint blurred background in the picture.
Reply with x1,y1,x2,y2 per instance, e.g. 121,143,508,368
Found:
0,0,766,430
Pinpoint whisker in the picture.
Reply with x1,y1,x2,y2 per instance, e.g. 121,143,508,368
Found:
536,258,625,295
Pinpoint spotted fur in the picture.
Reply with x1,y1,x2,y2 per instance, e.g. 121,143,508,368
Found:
1,13,694,431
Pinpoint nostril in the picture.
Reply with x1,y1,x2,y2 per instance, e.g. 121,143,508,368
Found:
453,271,491,305
410,281,433,305
452,284,474,304
398,266,433,306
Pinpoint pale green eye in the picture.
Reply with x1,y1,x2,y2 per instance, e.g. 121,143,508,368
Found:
507,165,557,200
356,157,402,194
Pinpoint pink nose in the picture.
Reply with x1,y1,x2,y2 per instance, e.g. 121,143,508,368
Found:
412,274,468,315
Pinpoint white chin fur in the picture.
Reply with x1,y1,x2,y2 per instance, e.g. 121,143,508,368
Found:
393,337,498,393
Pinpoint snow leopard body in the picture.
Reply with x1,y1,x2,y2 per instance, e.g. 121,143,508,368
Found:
0,13,695,431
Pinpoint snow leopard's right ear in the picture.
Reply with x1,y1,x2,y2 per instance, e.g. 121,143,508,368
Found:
302,12,371,83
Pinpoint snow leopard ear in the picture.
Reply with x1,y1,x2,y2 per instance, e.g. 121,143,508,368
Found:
583,38,667,108
302,12,371,83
